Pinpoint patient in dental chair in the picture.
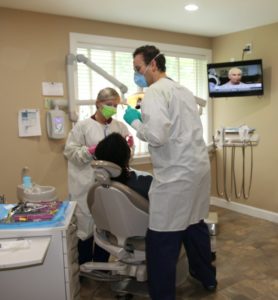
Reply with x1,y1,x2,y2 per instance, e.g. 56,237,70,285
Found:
81,132,154,289
94,132,153,200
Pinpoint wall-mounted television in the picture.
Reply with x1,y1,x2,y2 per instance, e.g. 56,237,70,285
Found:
207,59,264,98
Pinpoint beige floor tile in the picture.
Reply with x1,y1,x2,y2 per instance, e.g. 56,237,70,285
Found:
80,205,278,299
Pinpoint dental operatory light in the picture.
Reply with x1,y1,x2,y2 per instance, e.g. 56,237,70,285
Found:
126,92,144,109
184,3,199,12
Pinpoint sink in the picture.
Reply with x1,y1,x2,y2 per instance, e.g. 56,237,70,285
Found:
17,184,58,202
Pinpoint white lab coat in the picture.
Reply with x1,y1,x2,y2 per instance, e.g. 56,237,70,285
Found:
64,117,130,240
133,78,210,231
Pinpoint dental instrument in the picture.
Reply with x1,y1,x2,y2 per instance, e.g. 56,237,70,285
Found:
213,126,259,201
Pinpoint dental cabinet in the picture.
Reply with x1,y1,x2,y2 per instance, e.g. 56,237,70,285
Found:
0,202,80,300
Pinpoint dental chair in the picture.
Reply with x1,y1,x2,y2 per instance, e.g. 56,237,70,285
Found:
80,160,188,299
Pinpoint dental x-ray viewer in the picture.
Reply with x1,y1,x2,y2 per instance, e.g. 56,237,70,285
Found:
64,87,133,265
124,45,217,300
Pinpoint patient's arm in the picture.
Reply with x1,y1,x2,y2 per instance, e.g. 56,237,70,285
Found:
125,170,153,201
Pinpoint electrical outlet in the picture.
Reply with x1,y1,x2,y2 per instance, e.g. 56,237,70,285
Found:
244,43,252,54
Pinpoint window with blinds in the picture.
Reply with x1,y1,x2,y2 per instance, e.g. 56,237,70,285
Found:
70,34,211,156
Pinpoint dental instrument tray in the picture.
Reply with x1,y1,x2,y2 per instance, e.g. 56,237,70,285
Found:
0,201,69,228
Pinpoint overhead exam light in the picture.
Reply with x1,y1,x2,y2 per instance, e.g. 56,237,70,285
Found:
126,92,144,109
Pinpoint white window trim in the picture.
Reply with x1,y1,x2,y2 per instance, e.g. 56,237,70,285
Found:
69,33,213,164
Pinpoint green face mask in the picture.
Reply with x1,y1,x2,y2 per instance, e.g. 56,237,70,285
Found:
101,105,117,119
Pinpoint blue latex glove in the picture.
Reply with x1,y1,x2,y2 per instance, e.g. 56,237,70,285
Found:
123,106,142,125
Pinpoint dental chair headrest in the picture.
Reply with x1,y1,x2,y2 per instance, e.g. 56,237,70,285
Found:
91,160,121,186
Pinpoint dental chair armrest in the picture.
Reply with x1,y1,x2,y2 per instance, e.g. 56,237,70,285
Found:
94,227,130,260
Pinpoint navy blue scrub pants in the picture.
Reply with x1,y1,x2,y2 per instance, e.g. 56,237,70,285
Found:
146,220,216,300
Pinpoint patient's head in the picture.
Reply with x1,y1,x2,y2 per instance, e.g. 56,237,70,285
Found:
94,132,131,182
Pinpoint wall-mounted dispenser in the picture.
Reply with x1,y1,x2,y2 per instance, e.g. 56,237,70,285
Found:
46,105,67,139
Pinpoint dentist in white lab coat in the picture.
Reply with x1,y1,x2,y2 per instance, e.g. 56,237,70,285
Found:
124,45,217,300
64,87,132,265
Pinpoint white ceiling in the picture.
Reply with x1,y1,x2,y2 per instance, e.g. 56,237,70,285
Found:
1,0,278,37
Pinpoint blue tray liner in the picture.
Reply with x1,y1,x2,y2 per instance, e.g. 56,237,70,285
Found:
0,201,70,229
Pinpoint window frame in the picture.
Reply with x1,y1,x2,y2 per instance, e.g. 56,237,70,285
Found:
69,33,213,164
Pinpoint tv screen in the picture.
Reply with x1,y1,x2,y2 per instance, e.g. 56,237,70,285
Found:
207,59,264,98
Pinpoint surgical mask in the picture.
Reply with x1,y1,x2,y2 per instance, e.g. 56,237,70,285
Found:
101,105,117,119
134,72,148,88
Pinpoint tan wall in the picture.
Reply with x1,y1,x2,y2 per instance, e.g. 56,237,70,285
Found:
211,23,278,212
0,8,211,203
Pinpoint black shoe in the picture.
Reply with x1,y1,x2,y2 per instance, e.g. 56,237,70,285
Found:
189,270,217,292
204,283,217,292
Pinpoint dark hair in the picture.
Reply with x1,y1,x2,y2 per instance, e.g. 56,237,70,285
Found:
94,132,131,183
133,45,166,72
